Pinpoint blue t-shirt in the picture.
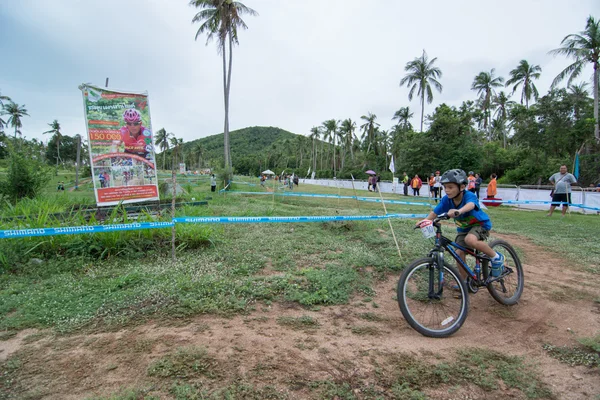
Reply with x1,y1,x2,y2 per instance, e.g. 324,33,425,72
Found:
434,190,492,232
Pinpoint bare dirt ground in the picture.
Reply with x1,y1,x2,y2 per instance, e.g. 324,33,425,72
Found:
1,233,599,399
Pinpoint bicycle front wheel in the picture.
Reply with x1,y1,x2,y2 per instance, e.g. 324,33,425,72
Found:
484,239,524,305
397,257,469,338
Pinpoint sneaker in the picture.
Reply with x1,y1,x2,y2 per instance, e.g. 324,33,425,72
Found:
491,253,505,277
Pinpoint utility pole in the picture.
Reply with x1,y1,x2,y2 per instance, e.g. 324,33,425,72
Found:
105,77,109,88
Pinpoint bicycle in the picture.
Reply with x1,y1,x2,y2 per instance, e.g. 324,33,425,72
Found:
397,212,524,338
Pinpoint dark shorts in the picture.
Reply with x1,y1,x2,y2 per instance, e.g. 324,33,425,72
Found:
551,193,571,205
455,225,489,250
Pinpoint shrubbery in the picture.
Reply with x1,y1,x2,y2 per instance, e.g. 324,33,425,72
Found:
0,152,50,203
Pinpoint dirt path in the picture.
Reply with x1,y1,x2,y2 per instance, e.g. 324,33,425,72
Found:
1,233,599,399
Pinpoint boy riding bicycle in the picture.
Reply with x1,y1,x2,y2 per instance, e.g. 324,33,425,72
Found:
416,169,505,278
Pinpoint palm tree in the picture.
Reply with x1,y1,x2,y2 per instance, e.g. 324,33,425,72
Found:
568,82,590,120
399,50,443,132
193,142,205,168
392,107,414,131
154,128,171,170
505,60,542,108
322,119,339,175
339,118,357,166
190,0,258,171
471,69,504,138
549,15,600,142
43,120,63,167
0,90,11,131
492,91,516,148
308,126,320,172
360,112,379,154
3,102,29,139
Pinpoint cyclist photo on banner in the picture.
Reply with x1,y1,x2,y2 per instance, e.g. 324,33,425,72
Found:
112,108,154,159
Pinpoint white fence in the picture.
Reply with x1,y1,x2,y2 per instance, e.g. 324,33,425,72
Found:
300,178,600,214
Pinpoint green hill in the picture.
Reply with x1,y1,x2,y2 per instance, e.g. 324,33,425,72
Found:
189,126,298,159
174,126,313,176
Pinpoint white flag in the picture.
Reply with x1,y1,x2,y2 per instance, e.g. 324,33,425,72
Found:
389,155,395,174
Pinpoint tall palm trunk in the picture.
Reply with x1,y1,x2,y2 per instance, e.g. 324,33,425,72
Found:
594,61,599,142
420,93,425,132
226,29,234,170
222,44,230,171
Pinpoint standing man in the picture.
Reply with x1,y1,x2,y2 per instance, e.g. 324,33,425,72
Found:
547,165,578,217
210,174,217,192
402,172,409,196
474,173,483,199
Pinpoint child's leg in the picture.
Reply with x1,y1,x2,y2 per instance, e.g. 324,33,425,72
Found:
463,229,495,259
454,232,469,281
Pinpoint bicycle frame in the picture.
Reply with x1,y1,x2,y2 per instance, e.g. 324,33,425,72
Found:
428,222,492,282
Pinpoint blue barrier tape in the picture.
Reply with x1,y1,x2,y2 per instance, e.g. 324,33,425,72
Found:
482,199,600,211
225,190,600,211
0,221,174,239
0,214,427,239
174,213,428,224
222,190,434,207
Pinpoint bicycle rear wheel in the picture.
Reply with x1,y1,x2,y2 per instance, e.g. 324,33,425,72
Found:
397,257,469,338
483,239,524,305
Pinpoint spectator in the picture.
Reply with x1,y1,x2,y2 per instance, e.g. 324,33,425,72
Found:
432,170,442,203
411,174,422,196
487,173,498,198
210,174,217,192
475,173,483,199
428,173,435,199
467,171,476,194
402,172,409,196
547,164,578,217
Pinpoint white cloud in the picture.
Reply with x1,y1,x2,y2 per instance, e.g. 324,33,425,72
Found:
1,0,597,145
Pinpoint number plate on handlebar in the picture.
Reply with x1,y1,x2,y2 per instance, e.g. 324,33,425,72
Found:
420,220,435,239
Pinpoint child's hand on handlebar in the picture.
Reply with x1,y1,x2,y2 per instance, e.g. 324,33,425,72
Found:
415,219,430,228
448,209,461,217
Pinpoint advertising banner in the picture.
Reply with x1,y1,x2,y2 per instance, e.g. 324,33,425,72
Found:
79,84,159,206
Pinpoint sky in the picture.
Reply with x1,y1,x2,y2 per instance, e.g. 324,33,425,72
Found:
1,0,598,145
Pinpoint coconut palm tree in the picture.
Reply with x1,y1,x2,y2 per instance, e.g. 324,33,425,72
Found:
190,0,258,171
308,126,320,172
340,118,357,166
322,119,339,175
43,120,63,167
568,82,591,120
360,112,379,154
549,15,600,142
193,142,205,168
471,69,504,138
391,106,414,131
505,60,542,108
0,90,11,131
492,91,516,148
399,50,443,132
3,102,29,140
154,128,171,170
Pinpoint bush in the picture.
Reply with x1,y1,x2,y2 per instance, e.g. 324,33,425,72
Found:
0,153,50,203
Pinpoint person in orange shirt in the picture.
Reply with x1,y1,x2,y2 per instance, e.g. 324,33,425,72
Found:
487,173,497,198
428,173,436,199
411,174,422,196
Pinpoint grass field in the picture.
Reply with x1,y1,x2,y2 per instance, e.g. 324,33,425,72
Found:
1,174,599,399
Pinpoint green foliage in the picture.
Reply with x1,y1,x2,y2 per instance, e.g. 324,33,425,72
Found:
284,265,359,306
543,343,600,368
147,346,218,379
0,152,50,203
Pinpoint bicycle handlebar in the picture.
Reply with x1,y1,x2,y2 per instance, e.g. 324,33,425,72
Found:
416,211,459,229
